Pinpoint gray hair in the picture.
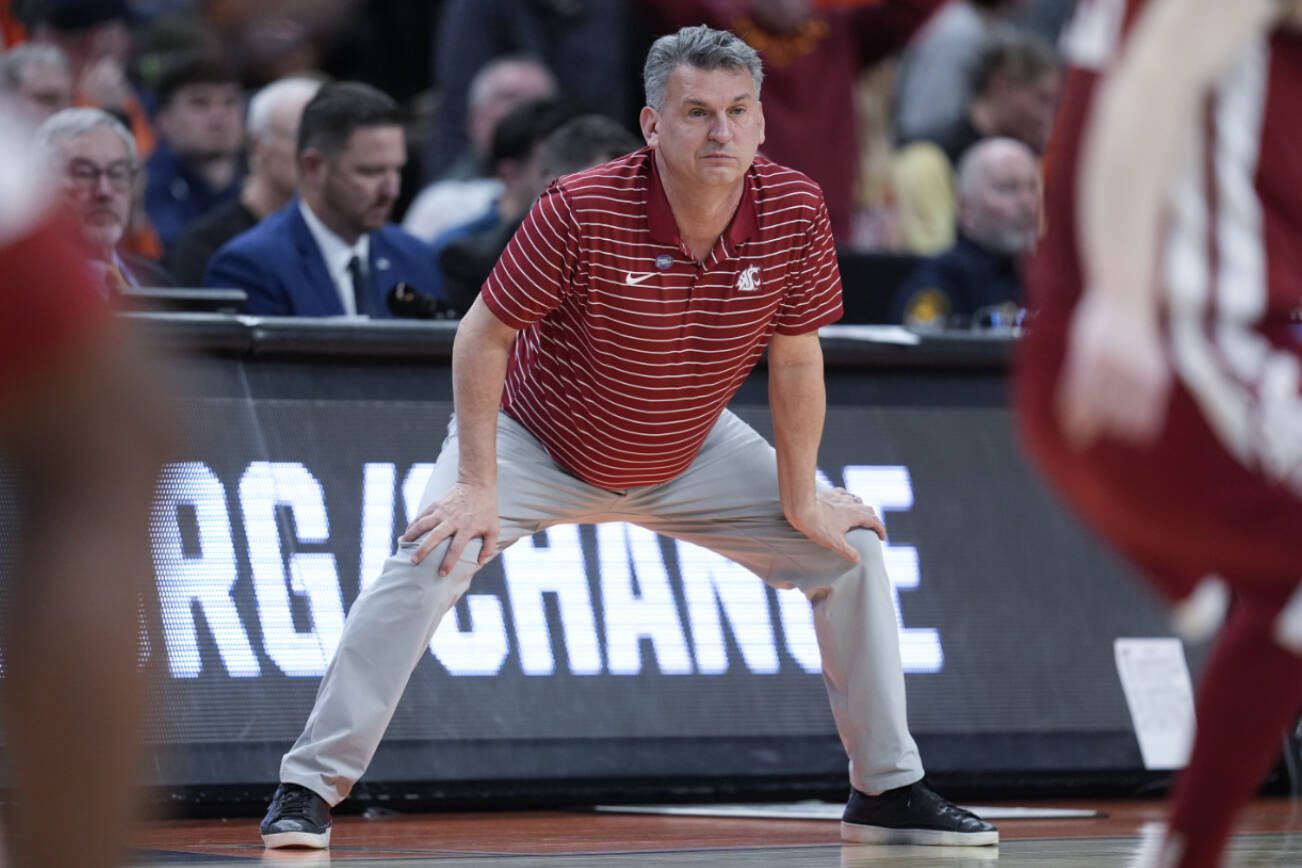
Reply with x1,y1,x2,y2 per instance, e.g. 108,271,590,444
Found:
643,25,763,111
246,75,324,139
36,107,137,167
468,54,557,111
0,42,70,91
954,136,1035,200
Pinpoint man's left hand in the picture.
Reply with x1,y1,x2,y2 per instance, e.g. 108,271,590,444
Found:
786,487,886,563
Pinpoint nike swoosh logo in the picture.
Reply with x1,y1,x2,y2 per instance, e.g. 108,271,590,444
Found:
625,272,656,285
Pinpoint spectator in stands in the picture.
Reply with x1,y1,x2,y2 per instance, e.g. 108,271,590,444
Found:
893,33,1059,253
891,0,1025,143
145,53,245,252
0,42,73,123
168,75,323,286
440,110,641,312
891,136,1039,328
37,107,172,292
204,81,442,318
404,55,558,243
646,0,945,245
27,0,155,158
423,0,640,183
423,97,580,309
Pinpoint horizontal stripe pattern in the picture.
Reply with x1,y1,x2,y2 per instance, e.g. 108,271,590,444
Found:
482,149,842,489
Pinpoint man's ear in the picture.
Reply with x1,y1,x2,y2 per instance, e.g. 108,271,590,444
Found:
639,106,659,148
298,147,325,185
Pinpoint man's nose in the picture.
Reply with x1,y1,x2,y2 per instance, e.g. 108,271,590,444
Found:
708,112,733,142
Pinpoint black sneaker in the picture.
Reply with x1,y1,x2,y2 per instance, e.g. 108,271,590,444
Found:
260,783,332,849
842,780,998,846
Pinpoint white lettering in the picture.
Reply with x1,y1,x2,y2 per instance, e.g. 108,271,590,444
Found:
501,524,602,675
598,523,693,675
357,462,396,593
430,596,508,675
676,541,778,674
240,462,345,677
842,466,943,673
151,462,259,677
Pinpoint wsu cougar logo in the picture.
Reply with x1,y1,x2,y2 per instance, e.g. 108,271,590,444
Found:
736,265,760,292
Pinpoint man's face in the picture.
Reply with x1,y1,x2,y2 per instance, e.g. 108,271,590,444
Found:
55,125,135,252
991,70,1061,154
469,63,556,156
960,143,1041,254
158,82,244,160
303,124,406,241
640,64,764,191
17,61,73,122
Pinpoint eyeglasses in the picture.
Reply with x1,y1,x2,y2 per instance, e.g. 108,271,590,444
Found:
65,159,138,191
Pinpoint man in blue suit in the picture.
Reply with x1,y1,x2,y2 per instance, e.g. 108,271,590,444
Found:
205,81,444,318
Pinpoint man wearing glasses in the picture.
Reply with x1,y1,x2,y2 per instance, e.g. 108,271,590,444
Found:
36,107,171,295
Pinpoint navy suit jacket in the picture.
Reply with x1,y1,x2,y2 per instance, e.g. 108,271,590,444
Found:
203,200,441,317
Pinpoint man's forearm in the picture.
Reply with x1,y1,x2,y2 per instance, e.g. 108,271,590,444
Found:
450,298,516,487
769,352,827,519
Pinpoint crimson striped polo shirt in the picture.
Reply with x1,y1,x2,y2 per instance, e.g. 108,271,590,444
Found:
480,146,843,490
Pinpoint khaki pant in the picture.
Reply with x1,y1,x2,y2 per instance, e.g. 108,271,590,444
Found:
281,410,923,802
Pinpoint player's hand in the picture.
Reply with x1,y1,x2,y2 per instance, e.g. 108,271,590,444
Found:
401,481,500,577
1057,291,1172,450
786,487,886,563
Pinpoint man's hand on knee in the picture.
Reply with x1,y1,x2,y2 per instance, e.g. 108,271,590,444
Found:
402,481,500,576
786,487,886,563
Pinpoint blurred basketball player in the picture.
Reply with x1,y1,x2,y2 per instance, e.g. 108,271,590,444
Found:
1017,1,1302,865
0,105,170,866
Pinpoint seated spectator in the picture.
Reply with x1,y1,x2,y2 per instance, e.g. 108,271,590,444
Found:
893,33,1059,253
403,55,557,243
891,136,1039,329
36,107,172,293
145,53,245,252
168,75,323,286
204,81,441,318
27,0,155,158
426,96,581,310
439,111,640,312
0,42,73,123
891,0,1023,143
423,1,638,183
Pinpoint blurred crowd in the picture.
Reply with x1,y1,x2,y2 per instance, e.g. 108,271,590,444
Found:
0,0,1076,327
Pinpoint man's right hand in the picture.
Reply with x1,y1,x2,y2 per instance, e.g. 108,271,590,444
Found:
401,481,500,577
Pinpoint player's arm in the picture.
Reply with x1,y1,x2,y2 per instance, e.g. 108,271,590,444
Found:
1059,0,1281,448
404,294,518,574
768,331,884,562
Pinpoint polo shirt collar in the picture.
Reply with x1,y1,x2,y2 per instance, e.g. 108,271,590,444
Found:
646,148,759,253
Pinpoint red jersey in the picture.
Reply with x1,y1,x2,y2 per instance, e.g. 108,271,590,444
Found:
481,148,843,490
1028,0,1302,486
0,112,107,401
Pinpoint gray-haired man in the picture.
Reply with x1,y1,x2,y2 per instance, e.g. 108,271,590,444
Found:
261,25,996,850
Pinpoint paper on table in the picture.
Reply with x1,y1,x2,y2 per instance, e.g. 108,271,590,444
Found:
1114,637,1196,770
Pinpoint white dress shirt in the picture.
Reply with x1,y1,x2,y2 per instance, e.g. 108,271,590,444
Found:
299,199,371,316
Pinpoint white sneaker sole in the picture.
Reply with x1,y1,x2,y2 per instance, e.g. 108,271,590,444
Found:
841,822,999,846
262,828,331,849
